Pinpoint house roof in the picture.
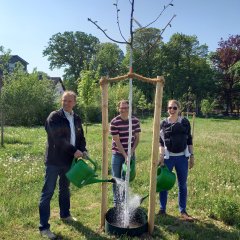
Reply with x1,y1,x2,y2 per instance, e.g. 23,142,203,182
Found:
49,77,66,90
10,55,29,65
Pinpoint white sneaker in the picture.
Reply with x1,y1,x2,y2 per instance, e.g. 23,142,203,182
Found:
40,229,56,239
61,216,77,222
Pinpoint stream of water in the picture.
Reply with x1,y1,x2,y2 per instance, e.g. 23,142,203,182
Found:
114,178,142,227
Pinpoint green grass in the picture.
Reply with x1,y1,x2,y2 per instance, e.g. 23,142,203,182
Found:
0,118,239,239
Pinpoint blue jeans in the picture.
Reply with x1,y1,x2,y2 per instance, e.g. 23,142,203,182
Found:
111,153,135,205
159,155,188,213
39,165,71,231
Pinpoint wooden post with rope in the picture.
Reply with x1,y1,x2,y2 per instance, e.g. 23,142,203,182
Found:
100,76,109,227
148,76,164,234
99,73,164,235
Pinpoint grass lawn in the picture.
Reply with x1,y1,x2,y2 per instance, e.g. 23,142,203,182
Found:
0,117,239,240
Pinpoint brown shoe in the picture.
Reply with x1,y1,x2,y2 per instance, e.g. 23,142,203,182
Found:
180,211,194,222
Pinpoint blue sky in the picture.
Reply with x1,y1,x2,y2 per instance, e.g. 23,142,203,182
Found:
1,0,239,78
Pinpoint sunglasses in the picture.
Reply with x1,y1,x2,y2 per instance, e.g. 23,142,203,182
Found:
168,106,178,110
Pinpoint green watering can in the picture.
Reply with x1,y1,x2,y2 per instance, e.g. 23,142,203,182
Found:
121,159,136,182
136,165,176,205
66,156,115,188
156,165,176,192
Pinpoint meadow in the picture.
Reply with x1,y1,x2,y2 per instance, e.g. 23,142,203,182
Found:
0,117,239,240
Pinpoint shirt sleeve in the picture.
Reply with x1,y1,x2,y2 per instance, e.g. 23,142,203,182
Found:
134,118,141,133
110,119,119,136
185,118,193,145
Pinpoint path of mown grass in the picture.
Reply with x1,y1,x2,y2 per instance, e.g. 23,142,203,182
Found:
0,118,239,240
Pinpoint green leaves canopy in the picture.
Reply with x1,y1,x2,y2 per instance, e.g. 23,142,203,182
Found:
43,31,100,90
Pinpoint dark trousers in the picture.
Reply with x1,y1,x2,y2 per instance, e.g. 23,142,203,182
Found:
39,165,70,231
159,155,189,213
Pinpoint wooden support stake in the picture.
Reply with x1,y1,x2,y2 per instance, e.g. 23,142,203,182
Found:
148,76,164,234
100,77,109,228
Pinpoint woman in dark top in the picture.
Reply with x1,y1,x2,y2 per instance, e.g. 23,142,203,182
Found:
158,99,195,222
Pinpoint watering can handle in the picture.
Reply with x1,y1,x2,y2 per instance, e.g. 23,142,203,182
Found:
82,155,98,172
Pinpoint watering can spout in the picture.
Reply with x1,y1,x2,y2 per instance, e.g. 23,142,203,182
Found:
140,194,149,204
85,177,116,185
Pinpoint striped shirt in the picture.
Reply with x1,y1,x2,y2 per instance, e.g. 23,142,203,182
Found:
110,115,141,154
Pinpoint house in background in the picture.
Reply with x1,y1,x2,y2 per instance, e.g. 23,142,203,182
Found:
0,55,28,75
7,55,29,72
48,77,65,95
0,55,29,89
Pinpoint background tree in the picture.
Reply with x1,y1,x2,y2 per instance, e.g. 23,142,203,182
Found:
43,31,100,92
2,67,56,126
200,98,216,118
138,94,148,117
123,27,163,101
0,47,11,146
160,33,215,111
95,42,124,77
180,86,196,114
108,82,145,120
77,64,100,133
211,35,240,115
228,61,240,113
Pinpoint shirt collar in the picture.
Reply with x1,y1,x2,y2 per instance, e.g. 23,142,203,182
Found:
63,109,74,117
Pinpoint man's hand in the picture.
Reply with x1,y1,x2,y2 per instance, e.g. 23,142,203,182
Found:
74,150,83,158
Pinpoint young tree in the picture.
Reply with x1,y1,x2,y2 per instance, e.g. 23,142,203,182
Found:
200,99,216,118
138,94,148,117
211,35,240,114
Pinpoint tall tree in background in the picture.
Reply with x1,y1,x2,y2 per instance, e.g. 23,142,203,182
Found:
124,27,163,101
228,60,240,112
159,33,215,111
43,31,100,92
95,42,124,77
211,35,240,114
0,47,11,146
77,64,100,133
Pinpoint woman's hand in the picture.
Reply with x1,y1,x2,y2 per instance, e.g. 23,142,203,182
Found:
189,155,194,169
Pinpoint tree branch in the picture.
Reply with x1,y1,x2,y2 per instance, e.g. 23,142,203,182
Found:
134,14,176,62
129,0,135,47
114,0,128,43
87,18,129,45
135,0,175,32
